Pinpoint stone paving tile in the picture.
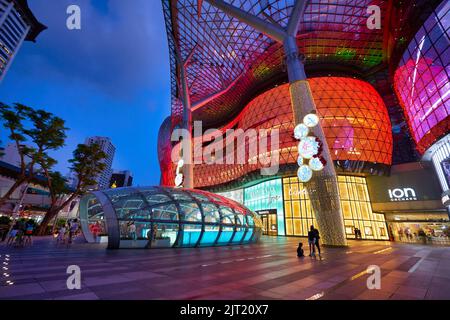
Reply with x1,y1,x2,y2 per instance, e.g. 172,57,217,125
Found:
1,237,450,300
393,286,427,299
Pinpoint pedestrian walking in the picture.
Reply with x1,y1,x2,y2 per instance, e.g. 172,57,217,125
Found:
313,227,321,258
308,225,316,257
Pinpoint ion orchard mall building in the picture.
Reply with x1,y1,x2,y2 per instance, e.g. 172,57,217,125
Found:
158,0,450,245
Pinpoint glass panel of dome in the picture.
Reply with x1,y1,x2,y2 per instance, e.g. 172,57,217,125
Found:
200,225,220,246
153,223,179,247
243,228,253,242
170,191,194,201
202,203,220,223
84,195,107,237
247,215,254,227
181,224,202,246
179,202,202,222
152,204,178,221
220,207,235,224
142,192,172,206
188,191,211,202
217,225,234,245
232,227,246,243
236,214,246,226
124,208,151,220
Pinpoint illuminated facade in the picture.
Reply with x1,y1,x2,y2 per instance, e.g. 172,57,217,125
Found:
159,0,448,243
394,0,449,154
226,175,388,240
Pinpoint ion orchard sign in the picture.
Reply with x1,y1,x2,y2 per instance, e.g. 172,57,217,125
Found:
388,188,417,201
293,113,326,183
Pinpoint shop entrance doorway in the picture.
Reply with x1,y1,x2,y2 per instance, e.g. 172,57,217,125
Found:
257,210,278,236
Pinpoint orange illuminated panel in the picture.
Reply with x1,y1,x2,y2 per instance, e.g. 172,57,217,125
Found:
159,77,393,188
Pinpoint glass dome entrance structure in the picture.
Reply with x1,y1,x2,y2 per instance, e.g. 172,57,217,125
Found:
79,186,262,249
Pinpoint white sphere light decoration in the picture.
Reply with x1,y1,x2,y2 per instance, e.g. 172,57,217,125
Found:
174,173,184,187
297,165,313,183
174,158,185,187
298,137,320,159
293,123,309,139
293,112,325,182
303,113,320,128
309,157,324,171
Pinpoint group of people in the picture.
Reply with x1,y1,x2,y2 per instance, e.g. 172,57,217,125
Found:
297,225,321,258
55,219,80,245
5,219,35,247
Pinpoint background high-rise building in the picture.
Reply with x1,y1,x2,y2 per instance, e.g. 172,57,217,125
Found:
109,170,133,188
0,142,31,167
85,136,116,190
0,0,46,82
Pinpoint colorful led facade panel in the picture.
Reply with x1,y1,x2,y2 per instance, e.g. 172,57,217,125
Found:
394,1,450,154
189,77,392,188
162,0,397,128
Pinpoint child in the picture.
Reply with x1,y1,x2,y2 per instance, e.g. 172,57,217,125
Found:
297,242,304,258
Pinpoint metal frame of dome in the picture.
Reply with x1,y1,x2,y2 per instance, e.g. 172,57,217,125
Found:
79,186,262,249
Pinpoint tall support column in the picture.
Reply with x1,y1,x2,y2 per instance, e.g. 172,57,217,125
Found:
170,31,194,189
179,62,194,189
284,35,346,246
202,0,347,245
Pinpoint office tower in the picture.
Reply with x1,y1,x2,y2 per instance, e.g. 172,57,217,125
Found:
85,136,116,190
0,0,46,82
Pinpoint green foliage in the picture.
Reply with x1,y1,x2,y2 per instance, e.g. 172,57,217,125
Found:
56,218,67,228
0,103,69,205
69,143,107,192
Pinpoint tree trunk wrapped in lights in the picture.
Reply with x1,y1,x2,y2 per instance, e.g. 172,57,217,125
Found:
290,80,347,246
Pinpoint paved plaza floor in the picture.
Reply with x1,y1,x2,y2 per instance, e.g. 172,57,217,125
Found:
0,236,450,300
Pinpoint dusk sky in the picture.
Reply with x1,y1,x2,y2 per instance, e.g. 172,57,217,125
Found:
0,0,171,186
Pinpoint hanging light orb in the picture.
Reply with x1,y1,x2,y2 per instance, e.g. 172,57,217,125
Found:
297,165,313,182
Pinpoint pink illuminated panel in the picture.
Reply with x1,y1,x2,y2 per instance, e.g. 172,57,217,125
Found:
394,1,450,153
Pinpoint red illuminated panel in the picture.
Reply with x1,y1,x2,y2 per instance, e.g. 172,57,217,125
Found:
394,1,449,154
187,77,392,188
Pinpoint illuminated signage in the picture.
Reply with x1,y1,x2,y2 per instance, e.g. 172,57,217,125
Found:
388,188,417,201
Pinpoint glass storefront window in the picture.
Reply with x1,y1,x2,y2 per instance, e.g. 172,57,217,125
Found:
244,178,285,235
282,175,389,240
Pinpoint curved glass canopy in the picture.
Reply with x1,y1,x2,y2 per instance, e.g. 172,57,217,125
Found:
79,186,262,249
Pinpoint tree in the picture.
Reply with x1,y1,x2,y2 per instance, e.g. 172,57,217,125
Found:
36,143,106,235
0,103,67,207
